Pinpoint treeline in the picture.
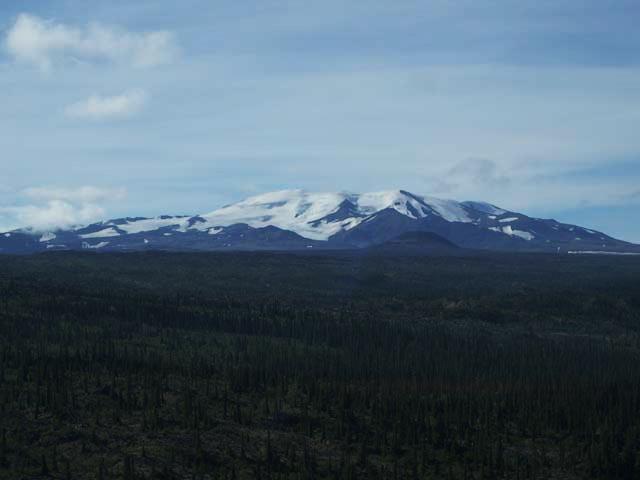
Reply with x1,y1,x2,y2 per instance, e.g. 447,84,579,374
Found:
0,252,639,478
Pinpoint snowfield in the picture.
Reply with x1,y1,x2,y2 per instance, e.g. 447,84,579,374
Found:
200,190,473,240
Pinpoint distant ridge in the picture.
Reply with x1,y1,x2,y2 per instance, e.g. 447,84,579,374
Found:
367,231,460,254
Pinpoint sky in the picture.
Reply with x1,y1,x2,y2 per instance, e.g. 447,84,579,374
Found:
0,0,639,241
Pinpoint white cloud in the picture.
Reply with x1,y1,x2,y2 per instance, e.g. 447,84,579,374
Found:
1,201,105,232
65,90,148,119
4,13,178,70
0,186,126,232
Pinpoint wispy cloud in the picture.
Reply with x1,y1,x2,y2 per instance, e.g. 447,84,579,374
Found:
23,186,126,203
4,13,179,70
65,90,148,119
426,158,511,195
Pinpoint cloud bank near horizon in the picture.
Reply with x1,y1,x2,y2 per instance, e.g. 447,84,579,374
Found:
0,186,126,232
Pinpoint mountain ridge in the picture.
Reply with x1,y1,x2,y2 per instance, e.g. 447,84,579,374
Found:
1,189,637,254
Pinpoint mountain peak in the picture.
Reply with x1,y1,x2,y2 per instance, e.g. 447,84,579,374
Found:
201,189,476,240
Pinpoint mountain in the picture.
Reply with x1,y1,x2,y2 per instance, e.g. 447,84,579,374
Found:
0,189,637,254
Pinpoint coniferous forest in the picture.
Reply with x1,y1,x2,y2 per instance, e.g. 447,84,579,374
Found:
1,251,640,479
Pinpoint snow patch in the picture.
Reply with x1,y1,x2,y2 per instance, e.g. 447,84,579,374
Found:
568,251,640,256
80,227,121,239
489,225,534,241
39,232,56,242
82,241,109,249
116,217,188,235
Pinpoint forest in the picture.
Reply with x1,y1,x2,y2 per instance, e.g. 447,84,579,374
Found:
0,250,639,479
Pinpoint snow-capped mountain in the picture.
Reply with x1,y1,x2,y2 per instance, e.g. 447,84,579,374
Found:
200,190,474,240
0,189,637,254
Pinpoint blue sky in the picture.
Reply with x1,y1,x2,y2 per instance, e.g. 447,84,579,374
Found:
0,1,639,241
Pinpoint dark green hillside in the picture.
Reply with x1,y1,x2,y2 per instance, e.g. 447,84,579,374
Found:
0,251,639,479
